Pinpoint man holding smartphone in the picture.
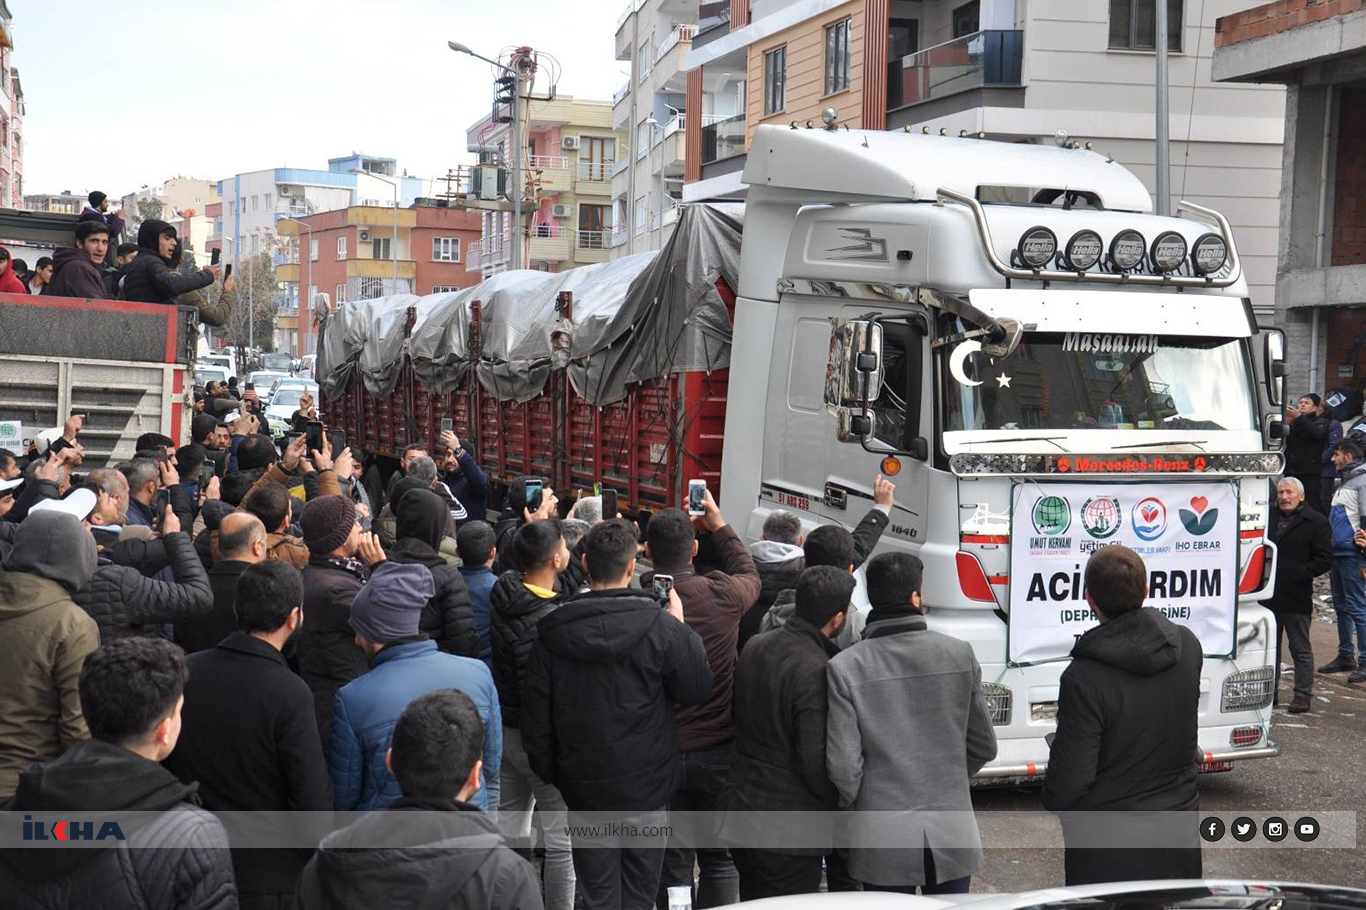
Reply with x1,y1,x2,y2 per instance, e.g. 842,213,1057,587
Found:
438,429,491,523
644,486,761,908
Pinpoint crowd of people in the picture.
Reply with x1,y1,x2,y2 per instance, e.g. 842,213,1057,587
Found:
4,190,234,329
1277,391,1366,707
0,395,1259,909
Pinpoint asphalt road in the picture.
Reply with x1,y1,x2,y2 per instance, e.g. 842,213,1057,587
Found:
972,592,1365,892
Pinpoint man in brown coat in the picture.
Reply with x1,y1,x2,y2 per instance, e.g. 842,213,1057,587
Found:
0,511,100,795
645,486,761,908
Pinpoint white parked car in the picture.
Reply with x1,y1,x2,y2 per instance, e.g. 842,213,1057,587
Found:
264,381,320,437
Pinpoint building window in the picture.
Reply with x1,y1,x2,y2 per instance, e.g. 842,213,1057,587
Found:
251,195,259,212
309,239,319,261
307,284,317,308
1109,0,1183,51
264,193,273,211
432,285,461,293
360,277,384,299
337,236,347,260
889,18,919,60
953,0,980,38
634,196,648,236
372,237,391,260
764,46,786,115
432,237,461,262
824,19,851,95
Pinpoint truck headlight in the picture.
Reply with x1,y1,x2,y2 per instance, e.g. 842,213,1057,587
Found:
1221,666,1274,712
982,683,1013,726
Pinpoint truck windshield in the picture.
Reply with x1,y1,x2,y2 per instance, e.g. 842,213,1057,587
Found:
940,330,1257,433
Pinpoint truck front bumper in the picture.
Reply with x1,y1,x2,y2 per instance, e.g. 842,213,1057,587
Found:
972,742,1281,782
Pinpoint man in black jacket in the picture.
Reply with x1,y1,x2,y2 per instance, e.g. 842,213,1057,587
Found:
68,491,215,642
296,689,542,910
721,566,854,900
522,519,713,910
177,512,267,653
0,638,237,908
490,520,576,910
758,475,895,651
388,487,480,657
167,561,331,909
1041,545,1202,886
1263,477,1332,713
1286,394,1331,513
298,495,385,745
120,219,219,304
741,510,805,651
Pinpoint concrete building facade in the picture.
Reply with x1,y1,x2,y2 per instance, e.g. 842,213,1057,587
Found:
684,0,1288,317
1215,0,1366,396
278,205,482,356
24,192,84,215
0,4,23,209
612,0,698,257
466,97,623,277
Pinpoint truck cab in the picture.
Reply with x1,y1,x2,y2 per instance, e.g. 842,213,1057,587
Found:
720,125,1284,780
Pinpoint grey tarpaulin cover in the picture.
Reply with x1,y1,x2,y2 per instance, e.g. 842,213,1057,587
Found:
318,202,742,406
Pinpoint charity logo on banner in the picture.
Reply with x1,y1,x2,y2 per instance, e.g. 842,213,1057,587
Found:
1007,481,1239,665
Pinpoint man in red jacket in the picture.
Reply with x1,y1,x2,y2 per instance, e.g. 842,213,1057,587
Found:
645,487,761,908
45,222,111,300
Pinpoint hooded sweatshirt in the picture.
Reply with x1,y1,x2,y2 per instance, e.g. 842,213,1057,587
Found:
740,539,805,651
119,219,215,304
295,796,540,910
389,488,480,657
45,247,108,300
1041,607,1202,814
520,587,713,812
0,512,101,795
0,247,26,294
0,740,236,908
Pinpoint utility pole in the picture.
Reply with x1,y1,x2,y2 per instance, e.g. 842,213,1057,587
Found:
511,56,524,271
1155,0,1171,216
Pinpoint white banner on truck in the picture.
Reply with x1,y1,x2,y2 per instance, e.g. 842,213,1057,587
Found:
1007,481,1239,665
0,420,22,451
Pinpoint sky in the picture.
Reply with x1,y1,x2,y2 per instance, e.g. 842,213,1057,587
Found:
15,0,626,197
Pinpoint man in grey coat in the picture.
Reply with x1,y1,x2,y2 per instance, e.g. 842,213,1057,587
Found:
826,551,997,893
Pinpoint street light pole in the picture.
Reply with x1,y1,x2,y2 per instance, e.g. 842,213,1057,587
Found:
448,40,524,271
1155,0,1171,216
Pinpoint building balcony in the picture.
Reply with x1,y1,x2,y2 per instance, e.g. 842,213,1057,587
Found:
346,258,417,280
613,81,632,129
653,25,695,93
887,29,1024,113
529,155,572,193
657,128,686,169
529,226,571,262
701,114,745,165
576,159,614,195
576,229,611,263
277,263,300,282
467,241,482,272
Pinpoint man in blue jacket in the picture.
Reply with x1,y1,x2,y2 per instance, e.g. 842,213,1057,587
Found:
1322,438,1366,683
329,560,502,813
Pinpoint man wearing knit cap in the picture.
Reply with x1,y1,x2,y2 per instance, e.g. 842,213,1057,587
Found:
298,494,385,748
329,560,502,814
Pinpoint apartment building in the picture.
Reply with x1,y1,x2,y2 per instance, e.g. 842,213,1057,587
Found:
611,0,698,257
278,205,482,356
683,0,1287,317
465,97,622,277
24,192,85,215
1214,0,1366,393
0,4,23,210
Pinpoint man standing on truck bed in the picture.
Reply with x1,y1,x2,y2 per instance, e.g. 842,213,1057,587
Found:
120,219,219,304
46,222,112,300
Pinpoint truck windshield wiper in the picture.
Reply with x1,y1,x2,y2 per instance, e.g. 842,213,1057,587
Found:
1111,439,1208,451
971,435,1071,452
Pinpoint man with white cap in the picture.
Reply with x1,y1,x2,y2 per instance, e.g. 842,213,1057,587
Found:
0,510,100,797
329,560,502,814
56,485,215,642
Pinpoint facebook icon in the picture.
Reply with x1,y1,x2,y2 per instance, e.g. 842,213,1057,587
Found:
1199,816,1226,842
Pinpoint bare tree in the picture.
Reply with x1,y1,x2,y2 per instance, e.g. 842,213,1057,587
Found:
219,251,280,369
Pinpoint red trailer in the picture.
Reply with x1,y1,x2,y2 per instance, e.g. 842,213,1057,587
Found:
321,281,735,515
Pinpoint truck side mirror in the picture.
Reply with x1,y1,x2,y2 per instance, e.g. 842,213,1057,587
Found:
834,407,875,443
825,319,884,409
1263,328,1286,408
1268,420,1288,440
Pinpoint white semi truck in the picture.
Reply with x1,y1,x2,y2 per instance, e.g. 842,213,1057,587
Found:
720,125,1285,780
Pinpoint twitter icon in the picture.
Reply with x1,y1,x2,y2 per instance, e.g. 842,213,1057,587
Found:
1231,816,1257,842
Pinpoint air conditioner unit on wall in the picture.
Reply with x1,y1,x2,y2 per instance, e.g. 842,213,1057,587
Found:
359,230,371,242
551,204,571,218
278,186,292,197
561,136,580,150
